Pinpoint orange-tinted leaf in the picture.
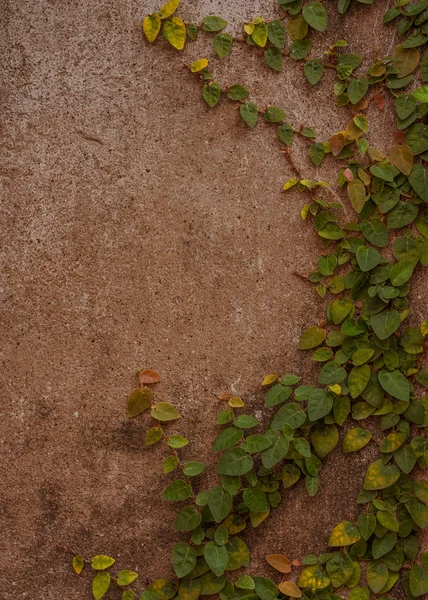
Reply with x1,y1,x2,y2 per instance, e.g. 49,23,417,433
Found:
278,581,302,598
266,554,291,573
217,392,230,400
292,559,302,567
140,369,161,384
374,94,385,109
329,133,346,156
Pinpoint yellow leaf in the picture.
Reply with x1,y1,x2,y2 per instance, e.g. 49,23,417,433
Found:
357,168,371,186
228,396,244,407
329,384,341,395
159,0,181,20
262,374,278,386
367,147,384,162
190,58,209,73
328,521,361,546
143,14,161,42
244,23,255,35
422,320,428,336
72,555,85,575
394,44,420,78
278,582,302,598
250,508,270,527
266,554,291,573
389,144,413,176
283,178,300,191
345,120,364,141
287,15,308,40
163,17,186,50
298,565,330,591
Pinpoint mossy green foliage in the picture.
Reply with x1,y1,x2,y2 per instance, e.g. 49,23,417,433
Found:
74,1,428,599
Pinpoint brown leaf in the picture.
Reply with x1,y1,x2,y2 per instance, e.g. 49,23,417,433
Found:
394,131,406,145
266,554,291,574
353,98,369,112
329,133,346,156
217,392,230,400
139,369,161,384
292,559,302,567
374,93,385,109
278,581,302,598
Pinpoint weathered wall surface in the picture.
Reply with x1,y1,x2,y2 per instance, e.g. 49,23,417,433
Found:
1,1,427,598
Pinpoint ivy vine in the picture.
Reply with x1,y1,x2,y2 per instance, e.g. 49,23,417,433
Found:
72,1,428,600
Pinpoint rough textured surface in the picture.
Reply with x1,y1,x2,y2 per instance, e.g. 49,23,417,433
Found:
1,1,427,598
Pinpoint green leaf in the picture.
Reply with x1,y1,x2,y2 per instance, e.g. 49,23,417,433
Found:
241,434,272,453
234,414,259,429
319,360,347,384
304,59,324,85
372,530,396,559
298,326,326,350
162,479,192,501
216,447,253,476
387,201,419,229
72,555,85,574
128,387,152,417
174,506,201,531
356,246,381,271
202,16,227,32
227,85,249,101
213,33,232,58
271,403,306,429
168,435,189,448
264,106,286,123
413,480,428,503
173,542,197,577
407,497,428,528
326,552,353,587
212,427,243,451
183,461,205,476
360,219,388,248
240,102,258,128
409,565,428,597
409,163,428,202
208,486,233,523
357,513,376,540
396,94,417,120
202,83,221,108
117,570,138,586
264,46,283,71
267,20,285,48
235,575,255,590
390,260,415,286
406,123,428,155
328,521,361,546
348,587,370,600
151,402,180,421
348,78,369,105
261,429,289,468
370,310,401,341
146,426,162,446
343,427,372,452
278,124,294,146
378,368,410,400
178,579,202,600
298,565,330,591
308,389,333,421
92,572,111,600
310,423,339,458
253,577,278,600
163,455,179,474
265,383,292,407
331,297,353,325
348,365,371,399
91,555,115,570
243,487,268,512
204,541,229,577
309,143,325,166
306,475,320,496
302,1,327,32
163,17,186,50
363,459,401,490
366,561,389,594
289,40,312,60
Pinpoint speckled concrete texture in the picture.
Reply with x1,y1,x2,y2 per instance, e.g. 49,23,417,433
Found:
1,1,427,598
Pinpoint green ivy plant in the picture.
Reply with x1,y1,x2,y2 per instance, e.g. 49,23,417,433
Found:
73,1,428,599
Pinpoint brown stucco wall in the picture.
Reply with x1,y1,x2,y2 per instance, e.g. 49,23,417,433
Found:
1,1,427,598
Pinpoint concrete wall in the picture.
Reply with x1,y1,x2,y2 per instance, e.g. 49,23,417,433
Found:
1,1,426,598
